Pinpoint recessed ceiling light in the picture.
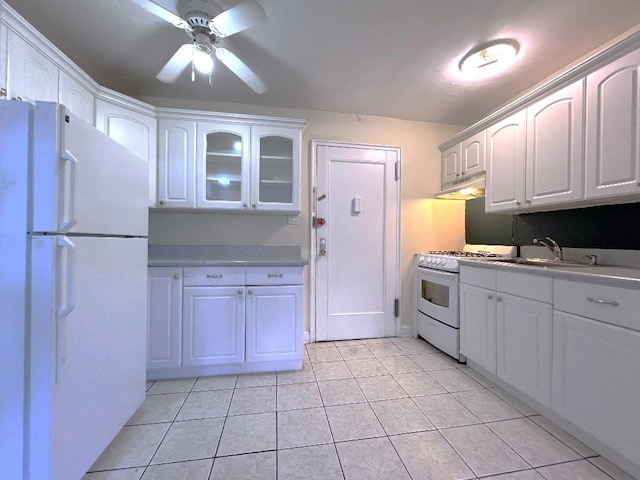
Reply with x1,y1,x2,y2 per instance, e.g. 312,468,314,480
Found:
459,39,520,77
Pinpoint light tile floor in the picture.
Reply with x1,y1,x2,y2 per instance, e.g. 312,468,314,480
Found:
83,337,638,480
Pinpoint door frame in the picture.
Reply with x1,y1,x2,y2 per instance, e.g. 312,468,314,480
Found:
309,140,402,343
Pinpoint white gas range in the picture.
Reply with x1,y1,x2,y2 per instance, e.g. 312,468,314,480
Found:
416,244,516,361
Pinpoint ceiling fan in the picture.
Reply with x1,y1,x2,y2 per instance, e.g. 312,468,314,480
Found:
132,0,268,93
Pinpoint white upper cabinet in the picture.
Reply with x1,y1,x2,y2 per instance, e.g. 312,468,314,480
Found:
0,23,7,97
195,121,302,212
6,29,58,103
95,95,158,206
585,48,640,199
157,118,196,208
486,80,584,213
251,126,301,212
485,110,527,212
441,144,460,185
440,130,486,187
525,79,584,208
196,121,252,210
58,70,94,124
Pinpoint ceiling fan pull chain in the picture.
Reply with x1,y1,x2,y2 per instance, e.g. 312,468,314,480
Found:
209,71,213,85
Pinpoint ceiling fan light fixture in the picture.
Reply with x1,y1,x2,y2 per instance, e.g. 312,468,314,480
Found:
192,42,213,74
459,39,520,76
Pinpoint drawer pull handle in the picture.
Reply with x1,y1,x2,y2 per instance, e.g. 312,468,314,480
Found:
267,273,284,278
207,274,223,279
587,297,619,307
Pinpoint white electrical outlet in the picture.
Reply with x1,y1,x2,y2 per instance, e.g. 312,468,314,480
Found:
287,214,300,225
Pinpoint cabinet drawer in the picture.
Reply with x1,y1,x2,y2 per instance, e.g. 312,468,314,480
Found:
246,266,303,285
554,279,640,330
183,266,245,286
460,265,496,289
497,271,552,303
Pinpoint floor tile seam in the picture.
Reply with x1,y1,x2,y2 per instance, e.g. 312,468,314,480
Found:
534,457,620,477
144,416,180,472
412,392,483,429
481,415,592,460
585,457,634,480
437,421,535,476
527,417,602,460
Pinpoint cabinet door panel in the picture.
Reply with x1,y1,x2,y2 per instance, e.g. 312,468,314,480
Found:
95,99,157,206
526,80,584,207
459,283,496,373
461,130,485,178
183,286,245,366
552,311,640,463
485,110,526,212
497,294,552,406
58,71,94,124
251,126,301,212
246,285,303,362
586,48,640,199
441,145,460,185
147,267,182,369
196,122,251,210
7,30,58,102
157,119,196,208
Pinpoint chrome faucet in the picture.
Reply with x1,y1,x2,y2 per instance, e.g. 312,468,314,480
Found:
533,237,562,260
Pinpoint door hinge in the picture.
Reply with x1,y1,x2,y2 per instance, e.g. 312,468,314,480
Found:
394,161,400,181
394,298,400,317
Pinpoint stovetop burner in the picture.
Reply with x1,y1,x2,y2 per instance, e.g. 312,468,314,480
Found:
417,245,517,272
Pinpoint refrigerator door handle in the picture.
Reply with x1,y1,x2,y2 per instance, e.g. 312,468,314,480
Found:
56,236,76,383
59,148,78,232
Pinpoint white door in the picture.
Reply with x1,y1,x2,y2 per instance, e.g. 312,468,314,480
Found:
459,283,497,373
314,142,399,341
147,267,183,370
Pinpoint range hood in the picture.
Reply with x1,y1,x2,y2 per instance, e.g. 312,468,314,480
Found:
435,174,485,200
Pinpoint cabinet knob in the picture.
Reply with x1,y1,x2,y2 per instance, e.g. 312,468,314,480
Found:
0,88,6,98
252,203,257,208
243,203,248,208
487,294,493,300
267,273,284,278
525,199,531,204
159,200,165,205
496,296,503,302
207,274,223,279
173,274,179,280
237,290,243,296
516,201,522,206
247,290,253,295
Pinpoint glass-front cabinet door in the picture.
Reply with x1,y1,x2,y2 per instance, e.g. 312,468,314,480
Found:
251,126,301,212
196,122,251,209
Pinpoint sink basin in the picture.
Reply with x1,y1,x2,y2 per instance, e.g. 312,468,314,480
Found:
493,257,591,267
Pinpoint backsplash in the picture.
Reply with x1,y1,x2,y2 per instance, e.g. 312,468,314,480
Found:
465,198,640,266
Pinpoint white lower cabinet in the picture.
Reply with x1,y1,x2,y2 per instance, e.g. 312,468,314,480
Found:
497,293,552,406
147,264,304,378
246,285,303,363
147,267,182,370
183,286,245,366
460,282,497,374
460,265,552,405
552,310,640,465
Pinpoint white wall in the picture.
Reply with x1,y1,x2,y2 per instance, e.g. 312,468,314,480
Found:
144,97,465,336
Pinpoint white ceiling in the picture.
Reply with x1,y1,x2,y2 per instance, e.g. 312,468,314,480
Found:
6,0,640,125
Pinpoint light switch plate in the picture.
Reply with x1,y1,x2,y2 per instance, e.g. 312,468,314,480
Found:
287,214,300,225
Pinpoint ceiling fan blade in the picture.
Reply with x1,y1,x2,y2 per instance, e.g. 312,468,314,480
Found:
130,0,189,28
157,44,193,83
209,1,266,38
215,47,267,94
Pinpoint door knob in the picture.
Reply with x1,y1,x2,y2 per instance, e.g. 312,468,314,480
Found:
319,238,327,256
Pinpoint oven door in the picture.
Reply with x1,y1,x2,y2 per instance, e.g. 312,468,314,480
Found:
417,267,459,328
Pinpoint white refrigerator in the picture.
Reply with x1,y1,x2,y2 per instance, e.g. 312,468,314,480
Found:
0,101,149,480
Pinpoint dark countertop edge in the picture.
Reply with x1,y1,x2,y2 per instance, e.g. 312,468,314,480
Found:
149,257,308,267
458,258,640,288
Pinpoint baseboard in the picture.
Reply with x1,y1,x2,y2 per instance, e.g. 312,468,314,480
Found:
303,330,310,344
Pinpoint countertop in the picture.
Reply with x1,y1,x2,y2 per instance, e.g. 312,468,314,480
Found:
148,245,308,267
458,258,640,288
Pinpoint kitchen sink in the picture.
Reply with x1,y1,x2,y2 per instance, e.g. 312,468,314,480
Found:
493,257,591,267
